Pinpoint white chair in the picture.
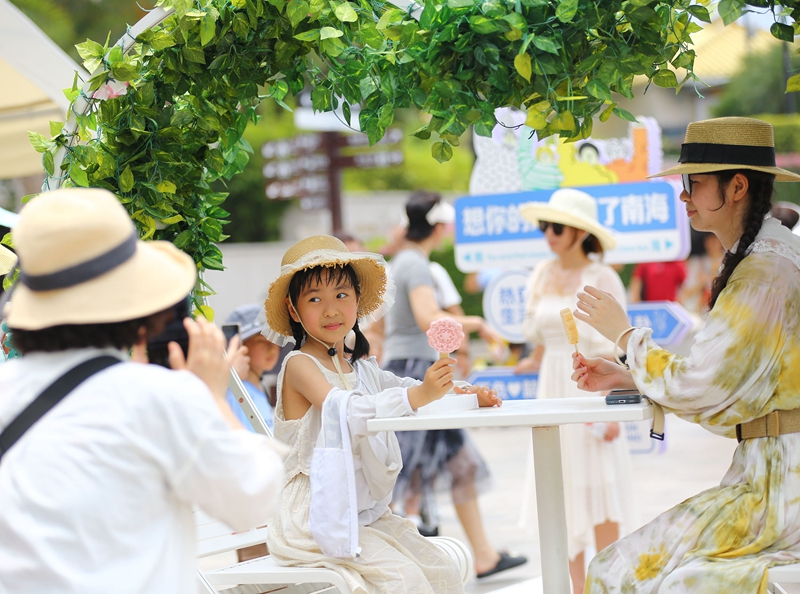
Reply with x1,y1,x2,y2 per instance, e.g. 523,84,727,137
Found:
768,563,800,594
195,509,473,593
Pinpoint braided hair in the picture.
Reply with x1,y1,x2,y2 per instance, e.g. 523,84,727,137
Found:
708,169,774,309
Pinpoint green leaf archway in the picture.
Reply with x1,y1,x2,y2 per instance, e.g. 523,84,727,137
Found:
10,0,800,311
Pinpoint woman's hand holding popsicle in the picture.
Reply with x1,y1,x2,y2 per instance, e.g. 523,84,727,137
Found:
571,352,636,393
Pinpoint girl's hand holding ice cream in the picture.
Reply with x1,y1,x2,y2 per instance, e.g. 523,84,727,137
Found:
454,383,502,407
408,357,455,409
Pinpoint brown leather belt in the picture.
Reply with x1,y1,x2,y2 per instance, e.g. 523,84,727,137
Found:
736,409,800,442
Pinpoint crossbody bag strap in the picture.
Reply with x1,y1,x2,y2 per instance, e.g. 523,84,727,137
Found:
0,355,122,461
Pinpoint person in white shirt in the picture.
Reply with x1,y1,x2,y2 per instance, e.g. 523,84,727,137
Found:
0,188,285,594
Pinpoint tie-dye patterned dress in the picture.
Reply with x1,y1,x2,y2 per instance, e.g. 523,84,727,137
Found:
586,218,800,593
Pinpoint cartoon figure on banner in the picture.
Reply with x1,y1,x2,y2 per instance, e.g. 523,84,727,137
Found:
469,108,664,196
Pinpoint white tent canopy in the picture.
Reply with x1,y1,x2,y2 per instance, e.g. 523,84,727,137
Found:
0,0,86,180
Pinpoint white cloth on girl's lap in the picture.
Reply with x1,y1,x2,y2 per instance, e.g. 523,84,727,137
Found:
268,351,464,594
0,348,284,594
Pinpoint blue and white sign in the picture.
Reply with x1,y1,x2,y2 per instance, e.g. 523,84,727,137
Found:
455,181,690,272
466,367,538,401
627,301,693,345
482,268,530,343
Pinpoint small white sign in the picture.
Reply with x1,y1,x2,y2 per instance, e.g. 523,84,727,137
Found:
482,269,530,343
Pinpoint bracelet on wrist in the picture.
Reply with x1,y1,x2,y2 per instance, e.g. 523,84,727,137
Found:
614,327,636,367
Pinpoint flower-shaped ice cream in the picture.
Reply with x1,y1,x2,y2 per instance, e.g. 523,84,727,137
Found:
427,318,465,355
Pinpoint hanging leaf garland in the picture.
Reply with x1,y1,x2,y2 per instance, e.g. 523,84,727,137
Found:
17,0,800,296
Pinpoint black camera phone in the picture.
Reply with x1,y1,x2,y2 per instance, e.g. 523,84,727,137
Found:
222,324,240,345
146,298,191,368
605,389,642,405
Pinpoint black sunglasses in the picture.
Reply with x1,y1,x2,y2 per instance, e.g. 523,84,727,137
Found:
539,221,564,235
681,174,694,197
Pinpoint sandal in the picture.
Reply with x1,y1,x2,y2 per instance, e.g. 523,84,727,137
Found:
476,551,528,579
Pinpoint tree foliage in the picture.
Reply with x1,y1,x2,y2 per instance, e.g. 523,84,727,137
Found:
11,0,800,300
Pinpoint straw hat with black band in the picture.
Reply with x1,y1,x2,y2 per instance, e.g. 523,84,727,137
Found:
519,188,617,253
0,188,196,330
650,116,800,181
263,235,393,387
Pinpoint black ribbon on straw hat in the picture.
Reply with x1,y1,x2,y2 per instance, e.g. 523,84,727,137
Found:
0,232,137,313
680,143,776,167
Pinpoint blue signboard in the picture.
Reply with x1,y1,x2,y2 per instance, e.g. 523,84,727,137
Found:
454,181,690,271
627,301,692,345
482,269,530,343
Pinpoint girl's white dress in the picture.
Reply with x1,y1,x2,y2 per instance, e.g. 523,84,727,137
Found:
520,260,637,559
267,351,464,594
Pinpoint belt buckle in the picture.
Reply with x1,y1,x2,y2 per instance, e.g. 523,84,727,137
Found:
766,411,780,437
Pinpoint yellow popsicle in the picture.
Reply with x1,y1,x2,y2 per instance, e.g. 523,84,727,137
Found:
560,308,579,354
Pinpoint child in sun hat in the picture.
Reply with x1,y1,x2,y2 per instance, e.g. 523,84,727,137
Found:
571,117,800,593
0,188,285,593
263,235,501,594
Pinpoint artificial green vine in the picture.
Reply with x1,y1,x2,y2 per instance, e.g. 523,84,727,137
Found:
6,0,799,306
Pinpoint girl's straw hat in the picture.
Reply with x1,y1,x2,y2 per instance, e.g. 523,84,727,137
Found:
650,116,800,181
1,188,196,330
0,245,16,276
519,188,617,252
264,235,388,341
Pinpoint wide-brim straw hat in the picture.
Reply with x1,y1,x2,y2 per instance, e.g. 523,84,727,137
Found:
519,188,617,252
264,235,388,342
650,116,800,181
2,188,196,330
0,245,16,276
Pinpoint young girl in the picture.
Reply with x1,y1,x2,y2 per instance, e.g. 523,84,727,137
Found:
263,235,501,594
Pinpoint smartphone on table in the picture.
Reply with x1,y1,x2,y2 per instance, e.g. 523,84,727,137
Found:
605,389,642,405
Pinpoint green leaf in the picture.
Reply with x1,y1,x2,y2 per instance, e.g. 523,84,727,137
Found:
360,76,378,100
182,44,206,64
585,79,612,102
43,151,55,176
532,35,560,55
70,164,89,188
686,5,711,23
231,0,246,7
49,121,63,138
652,69,678,88
174,230,194,248
27,131,50,153
120,165,135,193
717,0,745,26
110,63,138,81
76,39,105,62
320,26,344,39
287,1,310,27
448,0,474,7
514,53,532,82
148,31,176,50
555,0,579,23
671,50,696,70
200,14,216,46
431,141,454,163
232,13,250,39
107,45,123,64
469,15,501,34
771,22,795,42
788,73,800,93
334,2,358,22
156,181,177,194
377,8,404,30
294,29,320,42
612,107,637,122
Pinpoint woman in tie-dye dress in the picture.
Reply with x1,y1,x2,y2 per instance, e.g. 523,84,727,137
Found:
571,117,800,593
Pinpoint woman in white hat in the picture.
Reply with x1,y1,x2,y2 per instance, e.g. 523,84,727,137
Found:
572,117,800,593
517,187,635,594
